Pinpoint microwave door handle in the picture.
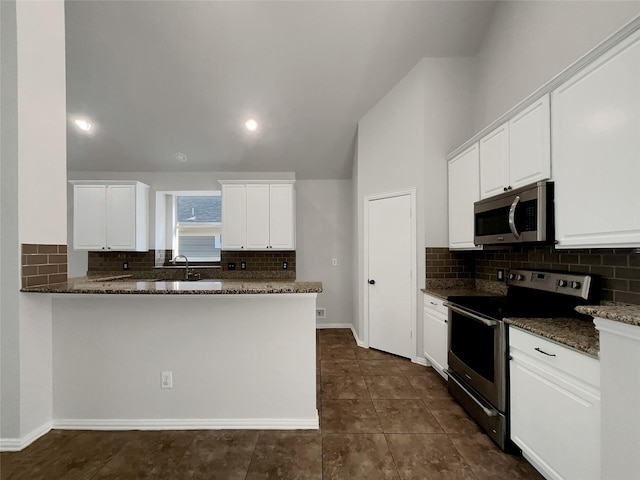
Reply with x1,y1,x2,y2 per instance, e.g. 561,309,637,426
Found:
508,195,521,239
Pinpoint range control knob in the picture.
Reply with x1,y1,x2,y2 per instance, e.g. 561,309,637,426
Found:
508,273,516,280
571,281,582,290
557,279,568,288
517,274,525,281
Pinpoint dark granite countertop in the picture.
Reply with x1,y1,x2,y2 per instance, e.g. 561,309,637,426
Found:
21,276,323,295
576,304,640,327
505,317,599,358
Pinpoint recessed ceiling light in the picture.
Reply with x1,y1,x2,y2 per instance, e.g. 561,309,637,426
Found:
245,118,258,132
175,152,187,162
73,118,92,132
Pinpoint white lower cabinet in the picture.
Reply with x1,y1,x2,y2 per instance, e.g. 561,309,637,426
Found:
509,327,600,480
423,293,448,379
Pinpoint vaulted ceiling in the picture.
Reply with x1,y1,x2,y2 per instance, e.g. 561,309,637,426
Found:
65,0,497,179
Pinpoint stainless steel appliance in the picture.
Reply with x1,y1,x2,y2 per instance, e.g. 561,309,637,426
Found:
444,269,595,451
474,181,554,245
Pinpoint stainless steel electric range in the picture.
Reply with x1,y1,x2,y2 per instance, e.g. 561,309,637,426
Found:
444,269,597,451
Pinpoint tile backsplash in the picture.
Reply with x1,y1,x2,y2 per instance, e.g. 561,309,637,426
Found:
426,246,640,305
87,249,296,279
22,244,68,287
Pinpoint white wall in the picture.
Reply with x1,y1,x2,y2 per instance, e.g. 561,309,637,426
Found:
17,0,67,244
357,61,425,352
1,0,66,449
474,0,640,131
355,58,475,357
295,180,353,327
52,295,317,426
423,58,476,246
0,0,22,442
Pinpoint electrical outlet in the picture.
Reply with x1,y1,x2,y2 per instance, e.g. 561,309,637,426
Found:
332,258,338,266
161,371,173,389
282,261,288,270
122,261,129,270
316,308,326,318
497,269,505,281
227,262,236,270
240,261,246,270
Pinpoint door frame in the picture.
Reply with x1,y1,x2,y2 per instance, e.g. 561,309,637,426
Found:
363,188,417,358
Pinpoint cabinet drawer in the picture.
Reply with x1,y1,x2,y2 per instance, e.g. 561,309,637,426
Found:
423,293,448,316
509,326,599,388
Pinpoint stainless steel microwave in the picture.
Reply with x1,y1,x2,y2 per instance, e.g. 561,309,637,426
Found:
474,181,554,245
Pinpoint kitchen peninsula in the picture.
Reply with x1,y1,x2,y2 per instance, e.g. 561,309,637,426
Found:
22,277,322,431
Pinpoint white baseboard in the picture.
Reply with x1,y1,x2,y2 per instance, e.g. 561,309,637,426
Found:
0,421,52,452
2,415,319,450
413,356,428,366
53,414,319,431
350,326,366,347
316,323,353,329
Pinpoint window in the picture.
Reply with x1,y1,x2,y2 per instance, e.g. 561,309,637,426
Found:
173,194,221,262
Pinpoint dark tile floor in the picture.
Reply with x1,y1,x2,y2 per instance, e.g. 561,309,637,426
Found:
0,329,544,479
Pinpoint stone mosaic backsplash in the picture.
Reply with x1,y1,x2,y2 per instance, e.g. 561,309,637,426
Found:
21,243,68,287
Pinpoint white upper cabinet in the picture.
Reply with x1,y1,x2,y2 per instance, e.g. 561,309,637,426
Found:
552,30,640,249
220,181,296,251
245,184,271,249
509,94,551,189
72,181,149,252
479,123,510,199
448,143,481,250
479,94,551,200
268,184,296,250
73,185,107,250
220,184,246,250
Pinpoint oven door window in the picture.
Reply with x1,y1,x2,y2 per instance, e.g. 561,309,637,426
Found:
450,310,495,382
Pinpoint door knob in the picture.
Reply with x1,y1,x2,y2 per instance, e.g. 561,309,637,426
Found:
368,279,375,285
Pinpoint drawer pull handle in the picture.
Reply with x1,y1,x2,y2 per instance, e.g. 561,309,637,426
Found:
535,347,556,357
430,302,438,306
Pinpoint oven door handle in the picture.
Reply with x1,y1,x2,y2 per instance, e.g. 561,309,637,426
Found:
443,303,498,327
446,370,498,417
508,195,521,239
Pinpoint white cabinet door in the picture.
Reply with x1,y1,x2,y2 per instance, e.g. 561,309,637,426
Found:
552,30,640,248
221,182,296,251
269,184,295,250
106,185,137,250
510,328,600,480
423,294,448,380
221,184,246,250
479,123,510,199
73,185,107,250
448,144,481,250
245,184,271,249
509,94,551,189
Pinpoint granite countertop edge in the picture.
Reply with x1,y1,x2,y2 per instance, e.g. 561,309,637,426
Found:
21,277,323,295
575,304,640,327
505,317,599,358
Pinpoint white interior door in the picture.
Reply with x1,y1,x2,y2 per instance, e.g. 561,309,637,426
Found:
367,193,414,359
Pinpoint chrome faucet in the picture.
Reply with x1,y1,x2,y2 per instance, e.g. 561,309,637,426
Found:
172,255,191,280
